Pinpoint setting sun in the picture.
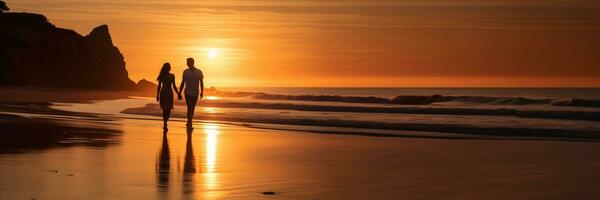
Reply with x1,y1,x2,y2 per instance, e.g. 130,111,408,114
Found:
208,48,217,58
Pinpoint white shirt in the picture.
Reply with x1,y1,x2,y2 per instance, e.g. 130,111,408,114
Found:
182,68,203,96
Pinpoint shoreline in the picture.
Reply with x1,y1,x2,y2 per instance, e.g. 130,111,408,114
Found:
1,87,599,144
0,97,596,145
120,102,600,141
0,88,600,142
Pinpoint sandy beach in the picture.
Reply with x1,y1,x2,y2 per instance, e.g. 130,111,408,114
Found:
1,93,600,200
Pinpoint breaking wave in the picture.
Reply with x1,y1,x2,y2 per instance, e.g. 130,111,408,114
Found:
209,89,598,107
253,93,557,105
196,101,600,121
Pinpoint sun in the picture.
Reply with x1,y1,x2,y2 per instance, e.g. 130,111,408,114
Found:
208,48,218,58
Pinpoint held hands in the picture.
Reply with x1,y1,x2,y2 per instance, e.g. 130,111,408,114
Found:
177,92,182,100
200,93,204,99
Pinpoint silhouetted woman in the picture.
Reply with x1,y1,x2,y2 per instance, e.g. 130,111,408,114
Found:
156,63,180,132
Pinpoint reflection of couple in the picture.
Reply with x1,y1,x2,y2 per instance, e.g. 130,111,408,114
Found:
157,129,196,193
156,57,204,131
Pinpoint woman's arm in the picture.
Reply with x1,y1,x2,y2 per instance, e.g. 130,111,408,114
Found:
172,76,180,96
156,81,162,102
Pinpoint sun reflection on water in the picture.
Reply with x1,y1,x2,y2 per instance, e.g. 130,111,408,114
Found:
205,96,219,100
202,124,220,199
203,107,218,113
204,124,218,173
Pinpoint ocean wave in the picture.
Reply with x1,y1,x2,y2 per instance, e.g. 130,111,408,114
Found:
197,101,600,121
209,88,598,107
252,93,562,105
552,98,600,107
122,104,600,140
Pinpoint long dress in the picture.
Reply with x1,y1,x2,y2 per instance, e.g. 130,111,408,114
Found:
159,74,175,109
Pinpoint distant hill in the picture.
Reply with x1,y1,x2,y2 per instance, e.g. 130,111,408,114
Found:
0,11,145,90
136,79,158,93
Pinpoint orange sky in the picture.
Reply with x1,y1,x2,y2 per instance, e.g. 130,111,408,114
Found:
11,0,600,87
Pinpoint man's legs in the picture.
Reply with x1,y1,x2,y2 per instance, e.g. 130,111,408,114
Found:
185,94,199,128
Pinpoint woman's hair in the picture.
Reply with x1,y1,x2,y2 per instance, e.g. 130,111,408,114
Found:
157,62,171,81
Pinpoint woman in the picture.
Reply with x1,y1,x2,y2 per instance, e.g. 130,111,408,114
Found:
156,62,180,132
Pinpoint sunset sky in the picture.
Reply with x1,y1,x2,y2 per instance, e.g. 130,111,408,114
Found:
10,0,600,87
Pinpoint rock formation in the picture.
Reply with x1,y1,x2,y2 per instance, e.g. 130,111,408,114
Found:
0,12,138,90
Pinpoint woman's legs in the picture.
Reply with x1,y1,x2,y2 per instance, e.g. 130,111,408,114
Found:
162,107,171,130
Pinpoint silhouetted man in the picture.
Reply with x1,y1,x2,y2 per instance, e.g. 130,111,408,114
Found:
178,58,204,129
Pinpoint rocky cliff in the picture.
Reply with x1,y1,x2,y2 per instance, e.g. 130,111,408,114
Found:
0,12,137,90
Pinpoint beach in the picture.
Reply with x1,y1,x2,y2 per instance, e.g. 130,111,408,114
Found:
1,89,600,199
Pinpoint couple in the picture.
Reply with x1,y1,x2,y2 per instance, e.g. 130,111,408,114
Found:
156,57,204,132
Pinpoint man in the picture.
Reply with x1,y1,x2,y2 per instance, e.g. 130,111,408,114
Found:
178,57,204,129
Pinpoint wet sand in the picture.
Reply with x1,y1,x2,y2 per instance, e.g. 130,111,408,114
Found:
1,108,600,199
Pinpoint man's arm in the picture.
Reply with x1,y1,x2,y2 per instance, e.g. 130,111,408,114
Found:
179,75,186,100
200,78,204,98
